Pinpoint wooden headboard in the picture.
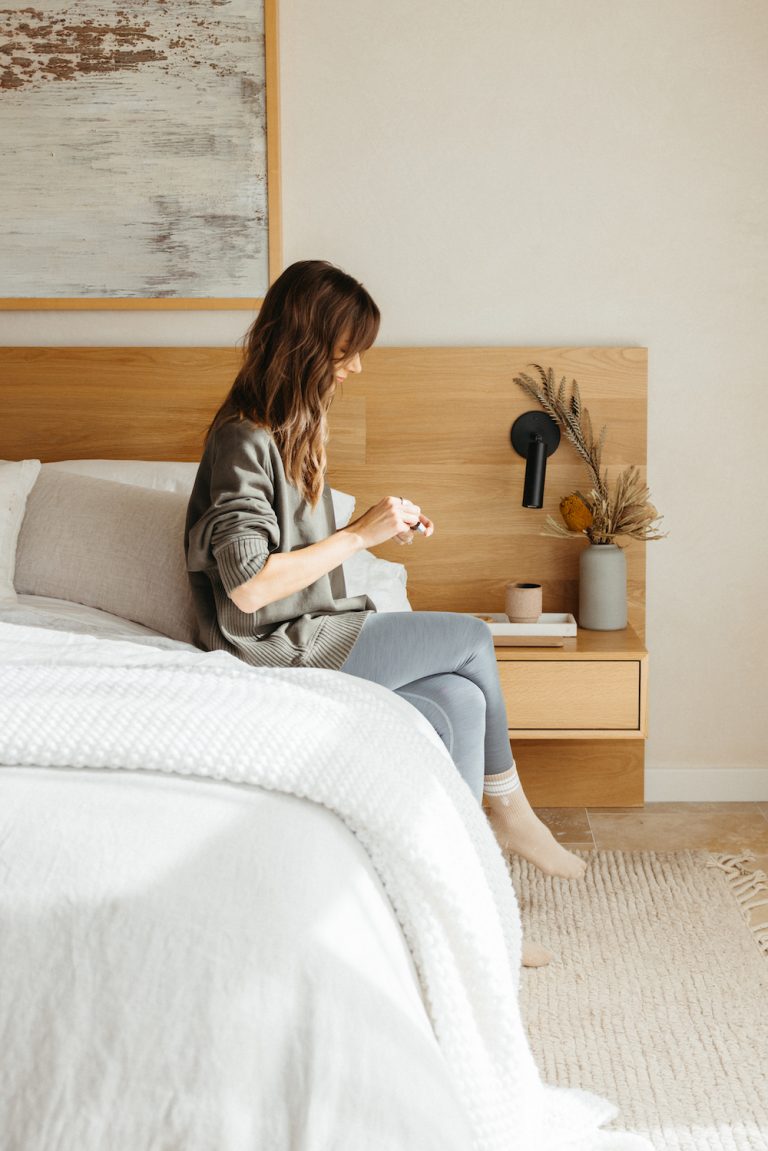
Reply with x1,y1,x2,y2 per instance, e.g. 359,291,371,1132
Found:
0,345,647,635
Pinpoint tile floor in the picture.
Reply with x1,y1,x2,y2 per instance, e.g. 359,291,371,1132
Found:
536,802,768,872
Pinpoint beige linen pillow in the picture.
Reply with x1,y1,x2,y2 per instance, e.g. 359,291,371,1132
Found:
15,471,198,645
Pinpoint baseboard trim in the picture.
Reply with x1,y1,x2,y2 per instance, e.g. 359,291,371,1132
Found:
645,766,768,802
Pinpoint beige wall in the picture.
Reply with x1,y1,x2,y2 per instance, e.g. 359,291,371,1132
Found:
2,0,767,796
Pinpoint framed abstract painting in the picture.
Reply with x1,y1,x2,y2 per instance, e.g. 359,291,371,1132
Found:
0,0,280,309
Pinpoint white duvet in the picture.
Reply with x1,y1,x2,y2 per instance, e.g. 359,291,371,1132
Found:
0,620,650,1151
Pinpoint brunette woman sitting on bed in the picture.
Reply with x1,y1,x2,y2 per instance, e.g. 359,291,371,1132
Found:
184,260,586,886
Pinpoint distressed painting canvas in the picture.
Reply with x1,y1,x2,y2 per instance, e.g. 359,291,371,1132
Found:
0,0,269,300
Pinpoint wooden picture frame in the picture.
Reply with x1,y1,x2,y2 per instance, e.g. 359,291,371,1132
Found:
0,0,281,311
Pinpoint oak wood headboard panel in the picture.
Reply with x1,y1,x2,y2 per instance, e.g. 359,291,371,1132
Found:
0,345,647,635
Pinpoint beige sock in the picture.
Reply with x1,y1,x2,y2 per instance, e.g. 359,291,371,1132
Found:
484,772,587,880
521,939,553,968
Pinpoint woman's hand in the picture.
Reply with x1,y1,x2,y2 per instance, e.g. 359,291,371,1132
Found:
348,496,434,550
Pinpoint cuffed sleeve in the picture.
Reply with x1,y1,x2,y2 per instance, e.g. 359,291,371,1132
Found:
213,534,271,594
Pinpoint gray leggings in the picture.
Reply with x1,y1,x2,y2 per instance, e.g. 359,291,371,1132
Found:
339,612,514,801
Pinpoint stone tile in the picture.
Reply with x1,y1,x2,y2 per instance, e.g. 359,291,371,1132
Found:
587,803,762,816
586,807,641,814
534,808,592,844
588,809,768,853
642,801,764,813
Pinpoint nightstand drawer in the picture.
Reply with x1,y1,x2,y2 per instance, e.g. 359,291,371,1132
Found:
497,660,642,733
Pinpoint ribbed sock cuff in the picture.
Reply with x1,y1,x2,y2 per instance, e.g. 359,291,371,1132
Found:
483,764,521,796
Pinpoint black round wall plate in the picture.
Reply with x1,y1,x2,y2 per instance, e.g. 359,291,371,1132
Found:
510,411,561,458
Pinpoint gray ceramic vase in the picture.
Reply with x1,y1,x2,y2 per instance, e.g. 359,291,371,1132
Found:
578,543,627,630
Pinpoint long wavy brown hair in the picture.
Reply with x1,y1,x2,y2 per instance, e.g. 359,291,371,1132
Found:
209,260,380,506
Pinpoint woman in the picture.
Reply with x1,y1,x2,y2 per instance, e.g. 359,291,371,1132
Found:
185,259,585,883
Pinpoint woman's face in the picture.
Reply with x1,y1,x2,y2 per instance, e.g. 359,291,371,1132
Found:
332,339,362,386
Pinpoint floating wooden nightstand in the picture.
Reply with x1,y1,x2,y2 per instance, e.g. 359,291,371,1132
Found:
496,627,648,808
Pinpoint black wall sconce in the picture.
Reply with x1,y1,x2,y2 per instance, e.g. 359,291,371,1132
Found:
510,411,561,509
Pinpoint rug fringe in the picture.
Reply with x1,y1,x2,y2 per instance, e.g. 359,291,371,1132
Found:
708,852,768,957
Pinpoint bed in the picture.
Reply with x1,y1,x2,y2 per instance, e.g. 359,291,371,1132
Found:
0,356,650,1151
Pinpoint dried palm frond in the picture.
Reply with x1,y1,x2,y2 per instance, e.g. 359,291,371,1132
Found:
514,367,667,546
513,364,609,501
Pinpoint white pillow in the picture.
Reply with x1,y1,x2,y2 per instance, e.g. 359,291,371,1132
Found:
330,487,356,529
326,487,411,611
0,459,42,604
344,549,412,613
44,459,199,493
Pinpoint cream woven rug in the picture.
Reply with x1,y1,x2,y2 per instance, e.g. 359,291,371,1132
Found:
511,851,768,1151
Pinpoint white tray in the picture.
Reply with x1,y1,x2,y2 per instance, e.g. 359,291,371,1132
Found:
470,612,578,637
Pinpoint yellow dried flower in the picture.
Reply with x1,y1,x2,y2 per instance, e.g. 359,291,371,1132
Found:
559,493,593,532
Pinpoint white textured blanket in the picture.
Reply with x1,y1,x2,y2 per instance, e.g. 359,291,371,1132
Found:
0,622,649,1151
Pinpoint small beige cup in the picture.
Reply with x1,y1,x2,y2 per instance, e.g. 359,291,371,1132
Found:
505,582,542,623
